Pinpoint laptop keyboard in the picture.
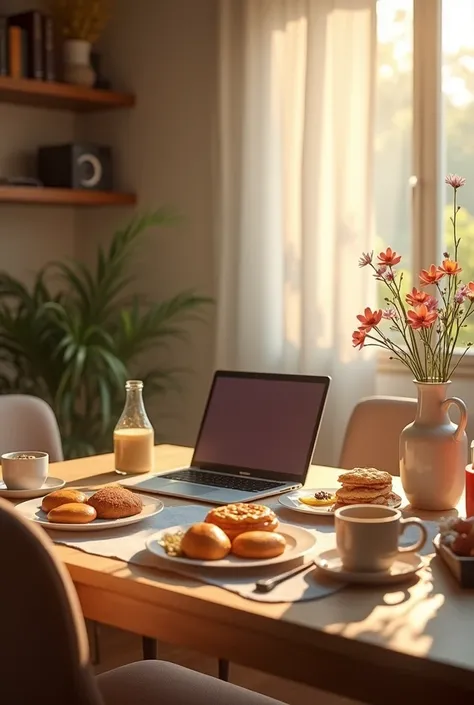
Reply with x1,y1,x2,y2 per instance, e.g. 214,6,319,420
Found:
160,469,286,493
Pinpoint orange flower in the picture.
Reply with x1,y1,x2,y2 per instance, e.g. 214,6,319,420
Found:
378,247,401,267
466,282,474,300
356,307,383,331
407,305,438,330
419,264,445,286
438,259,462,276
352,329,367,349
406,287,429,306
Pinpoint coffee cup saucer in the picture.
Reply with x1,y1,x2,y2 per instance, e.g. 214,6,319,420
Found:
314,549,424,585
0,476,65,500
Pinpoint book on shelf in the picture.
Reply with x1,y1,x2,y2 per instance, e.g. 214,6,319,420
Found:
9,10,44,80
8,26,22,79
42,15,55,82
0,16,7,76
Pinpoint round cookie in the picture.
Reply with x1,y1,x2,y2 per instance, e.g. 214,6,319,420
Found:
87,485,143,519
206,503,278,540
337,468,392,487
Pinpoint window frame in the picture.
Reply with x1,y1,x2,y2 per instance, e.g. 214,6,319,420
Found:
378,0,474,374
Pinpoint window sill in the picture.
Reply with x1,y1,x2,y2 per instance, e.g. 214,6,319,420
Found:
377,350,474,378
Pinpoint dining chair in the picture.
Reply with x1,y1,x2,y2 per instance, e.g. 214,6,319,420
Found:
339,395,417,476
0,496,287,705
0,394,64,460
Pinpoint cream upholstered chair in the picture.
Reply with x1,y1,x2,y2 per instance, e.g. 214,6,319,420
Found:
0,394,63,460
339,396,417,476
0,496,288,705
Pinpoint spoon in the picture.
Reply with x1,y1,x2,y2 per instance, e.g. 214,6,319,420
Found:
255,560,316,593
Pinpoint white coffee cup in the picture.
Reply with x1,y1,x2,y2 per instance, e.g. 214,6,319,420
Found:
335,504,427,573
1,451,49,490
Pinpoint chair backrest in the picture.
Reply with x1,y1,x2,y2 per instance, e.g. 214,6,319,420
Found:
339,396,417,476
0,497,102,705
0,395,63,461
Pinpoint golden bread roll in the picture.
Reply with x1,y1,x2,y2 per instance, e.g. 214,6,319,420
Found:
206,503,279,540
232,531,286,559
181,522,231,560
42,489,87,513
87,485,143,519
48,502,97,524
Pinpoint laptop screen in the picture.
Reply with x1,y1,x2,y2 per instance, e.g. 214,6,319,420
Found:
192,373,329,479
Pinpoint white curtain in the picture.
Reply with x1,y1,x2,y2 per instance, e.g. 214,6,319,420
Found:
216,0,377,466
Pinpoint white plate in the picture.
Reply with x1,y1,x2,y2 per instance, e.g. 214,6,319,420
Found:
15,492,164,531
0,476,66,499
146,523,317,569
315,549,423,585
279,488,339,515
279,488,402,516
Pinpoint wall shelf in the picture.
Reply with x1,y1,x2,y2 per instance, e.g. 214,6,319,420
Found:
0,76,135,112
0,187,136,206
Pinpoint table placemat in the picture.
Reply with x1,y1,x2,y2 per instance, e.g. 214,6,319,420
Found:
49,504,345,603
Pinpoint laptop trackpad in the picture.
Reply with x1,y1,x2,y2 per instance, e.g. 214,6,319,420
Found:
133,477,216,499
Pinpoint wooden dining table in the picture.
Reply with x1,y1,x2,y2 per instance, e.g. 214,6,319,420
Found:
10,444,474,704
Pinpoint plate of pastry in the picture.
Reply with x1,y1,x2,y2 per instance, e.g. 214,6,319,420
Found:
279,468,402,516
147,502,317,568
15,485,164,531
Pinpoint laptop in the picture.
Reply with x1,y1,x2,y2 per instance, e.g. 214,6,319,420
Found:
123,371,330,505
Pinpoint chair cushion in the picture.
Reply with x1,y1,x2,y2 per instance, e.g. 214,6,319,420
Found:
97,660,286,705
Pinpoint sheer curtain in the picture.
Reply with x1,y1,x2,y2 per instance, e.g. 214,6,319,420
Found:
216,0,377,466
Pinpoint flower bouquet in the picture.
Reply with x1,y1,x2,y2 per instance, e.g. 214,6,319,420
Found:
353,174,474,382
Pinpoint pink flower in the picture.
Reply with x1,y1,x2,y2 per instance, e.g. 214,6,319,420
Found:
358,251,373,268
382,307,397,320
425,295,439,311
352,329,367,349
356,307,383,331
407,305,438,330
455,286,469,304
374,266,388,280
378,247,401,267
406,288,429,307
445,174,466,189
466,282,474,300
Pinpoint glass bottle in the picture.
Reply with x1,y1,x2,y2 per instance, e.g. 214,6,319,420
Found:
114,380,154,474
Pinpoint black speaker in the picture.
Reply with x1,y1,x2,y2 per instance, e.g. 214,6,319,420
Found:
37,143,113,190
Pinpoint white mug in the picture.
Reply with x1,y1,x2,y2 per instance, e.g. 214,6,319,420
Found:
2,451,49,490
335,504,427,573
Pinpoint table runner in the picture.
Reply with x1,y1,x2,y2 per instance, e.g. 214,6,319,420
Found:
50,504,346,603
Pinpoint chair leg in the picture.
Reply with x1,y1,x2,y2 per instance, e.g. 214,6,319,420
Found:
142,636,158,660
88,620,100,665
218,658,229,681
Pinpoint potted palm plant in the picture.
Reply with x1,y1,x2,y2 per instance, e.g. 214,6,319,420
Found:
0,209,210,458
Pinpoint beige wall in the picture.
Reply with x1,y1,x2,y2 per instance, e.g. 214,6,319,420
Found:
77,0,219,446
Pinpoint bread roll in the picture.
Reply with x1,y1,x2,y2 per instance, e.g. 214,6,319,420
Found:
87,485,143,519
231,531,286,559
181,522,231,560
42,489,87,513
47,503,97,524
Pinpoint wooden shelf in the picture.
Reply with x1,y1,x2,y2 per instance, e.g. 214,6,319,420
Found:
0,76,135,112
0,187,136,206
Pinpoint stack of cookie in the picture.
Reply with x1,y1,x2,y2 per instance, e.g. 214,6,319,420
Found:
335,468,393,507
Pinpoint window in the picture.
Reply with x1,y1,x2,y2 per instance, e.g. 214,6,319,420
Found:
376,0,474,356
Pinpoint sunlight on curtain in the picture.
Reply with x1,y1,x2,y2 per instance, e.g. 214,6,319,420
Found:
216,0,377,465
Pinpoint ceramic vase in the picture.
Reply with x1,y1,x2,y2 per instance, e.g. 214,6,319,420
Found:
63,39,96,87
399,381,468,510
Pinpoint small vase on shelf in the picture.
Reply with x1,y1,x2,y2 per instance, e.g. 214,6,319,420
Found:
400,381,468,511
63,39,96,87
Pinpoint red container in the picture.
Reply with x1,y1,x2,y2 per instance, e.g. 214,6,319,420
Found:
466,464,474,517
